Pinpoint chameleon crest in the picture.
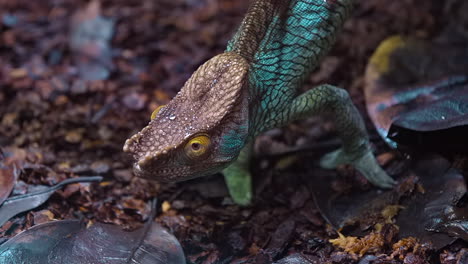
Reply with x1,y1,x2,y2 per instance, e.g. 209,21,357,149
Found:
124,53,250,182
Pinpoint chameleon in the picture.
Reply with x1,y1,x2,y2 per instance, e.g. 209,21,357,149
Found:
123,0,396,205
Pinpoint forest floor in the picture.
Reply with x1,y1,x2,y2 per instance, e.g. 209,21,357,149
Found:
0,0,466,263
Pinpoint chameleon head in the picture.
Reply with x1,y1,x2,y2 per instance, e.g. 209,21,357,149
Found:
123,52,250,182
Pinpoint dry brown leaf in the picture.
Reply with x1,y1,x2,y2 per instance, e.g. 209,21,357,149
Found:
381,205,405,224
330,232,385,256
391,237,421,260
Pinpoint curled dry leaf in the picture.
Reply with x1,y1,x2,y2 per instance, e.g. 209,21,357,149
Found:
0,163,18,206
364,35,468,150
0,147,27,205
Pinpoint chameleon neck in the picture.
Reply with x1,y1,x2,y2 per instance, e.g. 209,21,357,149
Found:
227,0,353,136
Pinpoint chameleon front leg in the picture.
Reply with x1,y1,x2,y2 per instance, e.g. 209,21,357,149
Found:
222,142,253,206
286,84,395,188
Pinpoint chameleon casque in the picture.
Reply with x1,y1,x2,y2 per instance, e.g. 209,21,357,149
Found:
123,0,396,205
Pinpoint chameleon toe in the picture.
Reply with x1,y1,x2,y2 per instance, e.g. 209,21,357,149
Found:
352,151,396,188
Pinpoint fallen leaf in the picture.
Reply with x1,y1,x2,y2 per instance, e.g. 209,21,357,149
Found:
9,68,27,79
330,231,385,256
64,129,84,143
364,35,468,150
161,201,171,213
31,210,55,225
390,237,431,262
273,253,314,264
0,164,18,206
0,147,27,205
70,0,114,81
397,157,467,248
122,92,148,111
0,176,102,227
265,218,296,259
0,221,185,264
311,154,467,249
0,199,185,264
381,205,404,224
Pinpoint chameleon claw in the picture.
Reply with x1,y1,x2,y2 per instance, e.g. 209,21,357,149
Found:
320,148,396,188
352,151,396,188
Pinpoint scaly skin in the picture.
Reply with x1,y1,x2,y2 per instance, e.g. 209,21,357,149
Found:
123,0,395,206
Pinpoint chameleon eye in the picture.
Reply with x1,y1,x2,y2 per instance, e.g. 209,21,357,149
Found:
184,134,211,159
151,105,166,120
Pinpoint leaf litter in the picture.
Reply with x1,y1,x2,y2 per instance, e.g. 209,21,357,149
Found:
0,0,467,263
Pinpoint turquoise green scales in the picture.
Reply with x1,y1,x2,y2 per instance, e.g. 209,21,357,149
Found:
123,0,396,206
223,0,395,204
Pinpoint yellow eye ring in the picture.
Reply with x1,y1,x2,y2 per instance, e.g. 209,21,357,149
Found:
151,105,166,120
184,134,211,159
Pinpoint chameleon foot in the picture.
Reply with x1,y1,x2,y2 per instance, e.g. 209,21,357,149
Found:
320,147,396,188
223,164,253,206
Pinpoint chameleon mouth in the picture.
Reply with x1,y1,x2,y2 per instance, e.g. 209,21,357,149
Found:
132,162,192,183
132,159,228,183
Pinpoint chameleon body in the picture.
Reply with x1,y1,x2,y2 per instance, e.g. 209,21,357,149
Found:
123,0,395,205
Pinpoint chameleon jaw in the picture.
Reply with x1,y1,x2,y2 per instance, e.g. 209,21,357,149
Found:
132,151,233,183
133,160,195,183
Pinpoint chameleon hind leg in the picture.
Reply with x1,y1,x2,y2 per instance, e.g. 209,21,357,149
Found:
222,142,253,206
287,84,395,188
